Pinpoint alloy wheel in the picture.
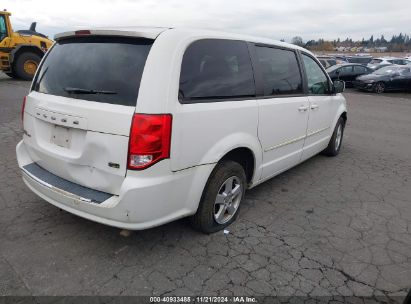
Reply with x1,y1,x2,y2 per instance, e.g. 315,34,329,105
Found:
213,176,242,224
375,82,385,94
335,123,343,151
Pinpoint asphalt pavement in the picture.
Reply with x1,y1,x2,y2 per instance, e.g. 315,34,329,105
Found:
0,72,410,300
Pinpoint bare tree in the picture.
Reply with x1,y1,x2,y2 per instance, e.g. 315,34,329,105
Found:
291,36,304,47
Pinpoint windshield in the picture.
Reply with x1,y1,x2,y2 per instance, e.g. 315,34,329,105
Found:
374,66,403,75
32,36,153,106
0,15,7,41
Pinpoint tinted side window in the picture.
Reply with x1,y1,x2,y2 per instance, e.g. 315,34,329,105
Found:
179,39,255,103
255,46,303,96
302,54,330,95
339,66,353,75
354,66,367,73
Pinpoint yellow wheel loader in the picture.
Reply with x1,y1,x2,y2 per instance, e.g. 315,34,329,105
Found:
0,10,53,80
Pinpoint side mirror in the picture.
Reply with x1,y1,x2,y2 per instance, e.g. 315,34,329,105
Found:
333,80,345,93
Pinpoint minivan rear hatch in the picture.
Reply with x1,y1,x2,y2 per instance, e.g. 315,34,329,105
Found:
23,35,154,195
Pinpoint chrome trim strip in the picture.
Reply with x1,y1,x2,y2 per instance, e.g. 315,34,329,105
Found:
264,126,330,152
264,135,306,152
307,126,330,138
22,169,92,203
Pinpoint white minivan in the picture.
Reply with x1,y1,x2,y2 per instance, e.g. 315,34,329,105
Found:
16,27,347,233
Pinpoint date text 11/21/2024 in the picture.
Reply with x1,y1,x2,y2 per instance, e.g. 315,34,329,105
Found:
149,296,257,303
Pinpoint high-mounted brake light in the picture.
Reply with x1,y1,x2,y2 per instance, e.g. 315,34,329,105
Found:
21,96,27,126
75,30,91,36
127,114,172,170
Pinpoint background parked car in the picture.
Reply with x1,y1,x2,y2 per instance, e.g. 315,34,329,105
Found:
345,55,373,65
317,56,337,69
354,65,411,93
368,57,411,71
326,63,373,87
333,54,373,65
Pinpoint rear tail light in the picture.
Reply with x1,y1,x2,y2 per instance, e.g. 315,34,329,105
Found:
127,113,172,170
21,96,27,125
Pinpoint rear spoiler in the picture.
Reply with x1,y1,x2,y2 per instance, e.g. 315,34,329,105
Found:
54,28,169,41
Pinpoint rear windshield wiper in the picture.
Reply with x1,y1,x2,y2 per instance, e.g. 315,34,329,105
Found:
64,87,117,95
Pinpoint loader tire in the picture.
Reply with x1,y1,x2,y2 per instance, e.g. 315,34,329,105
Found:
14,52,41,81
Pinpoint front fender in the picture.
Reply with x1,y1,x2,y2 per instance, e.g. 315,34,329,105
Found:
330,94,348,136
10,44,45,63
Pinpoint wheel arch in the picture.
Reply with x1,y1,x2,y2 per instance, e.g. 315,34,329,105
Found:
219,147,256,187
330,103,348,137
197,132,263,187
341,111,347,124
10,45,44,64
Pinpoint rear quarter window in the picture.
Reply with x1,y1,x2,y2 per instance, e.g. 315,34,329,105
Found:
32,37,153,107
179,39,256,103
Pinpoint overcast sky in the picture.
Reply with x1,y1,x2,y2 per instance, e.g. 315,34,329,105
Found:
3,0,411,42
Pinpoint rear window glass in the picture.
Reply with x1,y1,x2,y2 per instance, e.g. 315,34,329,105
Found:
32,37,153,107
179,39,256,103
255,46,303,96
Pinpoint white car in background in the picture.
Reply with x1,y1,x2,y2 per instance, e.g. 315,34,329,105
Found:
16,27,347,233
368,57,411,70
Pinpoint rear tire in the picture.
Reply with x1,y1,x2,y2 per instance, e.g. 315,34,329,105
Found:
14,52,41,81
373,82,385,94
190,160,246,234
322,117,345,157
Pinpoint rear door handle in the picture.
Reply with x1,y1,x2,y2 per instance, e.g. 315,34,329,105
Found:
298,106,309,112
311,104,319,110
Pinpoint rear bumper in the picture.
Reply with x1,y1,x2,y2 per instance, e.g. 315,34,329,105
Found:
17,140,214,230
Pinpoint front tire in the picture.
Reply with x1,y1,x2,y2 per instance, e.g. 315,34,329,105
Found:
190,160,246,234
5,71,17,79
14,52,41,81
322,117,345,157
373,82,385,94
